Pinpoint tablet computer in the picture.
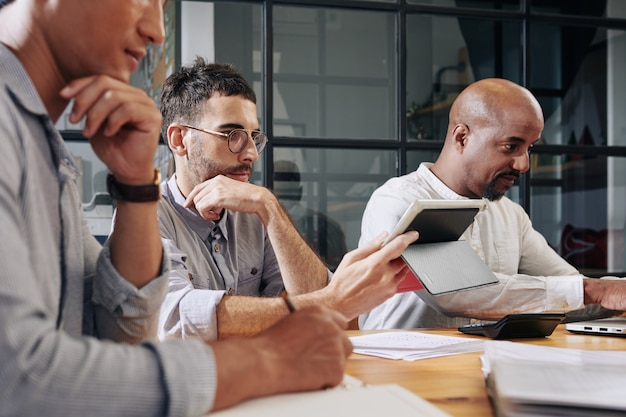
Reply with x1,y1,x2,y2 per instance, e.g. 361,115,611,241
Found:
384,199,498,297
383,199,486,246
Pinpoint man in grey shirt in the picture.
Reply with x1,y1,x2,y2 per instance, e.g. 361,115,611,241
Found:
0,1,385,415
158,58,418,340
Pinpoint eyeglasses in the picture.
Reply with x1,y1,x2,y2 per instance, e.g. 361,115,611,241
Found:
181,124,268,154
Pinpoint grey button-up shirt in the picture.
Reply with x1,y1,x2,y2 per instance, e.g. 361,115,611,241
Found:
0,44,217,416
158,175,284,341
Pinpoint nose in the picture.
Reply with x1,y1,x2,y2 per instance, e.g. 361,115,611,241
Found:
140,0,166,45
512,151,530,173
238,135,259,163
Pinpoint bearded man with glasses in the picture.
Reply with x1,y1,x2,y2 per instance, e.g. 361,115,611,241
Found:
156,57,418,341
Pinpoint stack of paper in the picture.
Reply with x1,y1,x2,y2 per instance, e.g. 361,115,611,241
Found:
349,331,484,361
482,341,626,417
211,375,452,417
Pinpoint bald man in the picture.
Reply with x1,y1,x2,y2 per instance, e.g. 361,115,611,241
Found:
359,78,626,330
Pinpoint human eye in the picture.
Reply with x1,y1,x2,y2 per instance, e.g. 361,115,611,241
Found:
503,143,518,152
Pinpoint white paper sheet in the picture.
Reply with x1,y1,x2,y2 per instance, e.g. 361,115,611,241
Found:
349,331,484,361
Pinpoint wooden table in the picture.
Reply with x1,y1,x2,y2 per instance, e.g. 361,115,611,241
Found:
345,326,626,417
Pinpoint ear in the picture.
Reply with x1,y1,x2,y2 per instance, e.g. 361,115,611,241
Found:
167,124,188,157
451,123,469,153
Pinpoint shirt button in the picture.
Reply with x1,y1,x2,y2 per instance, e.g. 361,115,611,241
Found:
188,273,193,281
213,244,220,253
251,267,258,275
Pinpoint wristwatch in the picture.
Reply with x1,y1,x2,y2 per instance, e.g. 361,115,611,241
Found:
106,168,161,202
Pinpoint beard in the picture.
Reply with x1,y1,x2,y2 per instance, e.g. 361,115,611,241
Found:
482,182,505,201
187,144,252,186
482,171,520,201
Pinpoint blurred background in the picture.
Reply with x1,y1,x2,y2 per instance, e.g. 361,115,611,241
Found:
59,0,626,276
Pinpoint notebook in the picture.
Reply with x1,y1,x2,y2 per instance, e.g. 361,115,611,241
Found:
385,199,499,296
210,374,453,417
565,316,626,337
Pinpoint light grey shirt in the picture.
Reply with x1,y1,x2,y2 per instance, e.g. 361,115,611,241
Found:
0,44,216,416
359,163,601,330
157,176,284,341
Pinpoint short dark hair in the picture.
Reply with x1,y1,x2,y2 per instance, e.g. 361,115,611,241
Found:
159,57,256,142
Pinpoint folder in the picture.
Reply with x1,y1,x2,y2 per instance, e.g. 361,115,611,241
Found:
482,341,626,416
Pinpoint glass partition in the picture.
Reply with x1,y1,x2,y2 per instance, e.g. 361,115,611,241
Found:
407,0,520,9
272,147,397,267
56,0,626,275
406,14,521,141
531,154,626,274
531,0,626,19
272,6,397,140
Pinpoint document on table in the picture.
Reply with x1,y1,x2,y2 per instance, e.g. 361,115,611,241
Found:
349,330,484,361
210,374,452,417
482,341,626,417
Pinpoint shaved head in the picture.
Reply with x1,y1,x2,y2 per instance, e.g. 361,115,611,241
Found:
448,78,543,139
431,78,544,200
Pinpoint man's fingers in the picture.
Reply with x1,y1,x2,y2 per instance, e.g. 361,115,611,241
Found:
339,230,418,268
376,230,419,261
340,232,390,263
59,75,98,100
59,75,158,139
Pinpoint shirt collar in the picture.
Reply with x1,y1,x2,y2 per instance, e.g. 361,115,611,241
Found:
419,162,468,201
0,44,79,178
419,162,488,213
0,44,47,117
164,175,229,241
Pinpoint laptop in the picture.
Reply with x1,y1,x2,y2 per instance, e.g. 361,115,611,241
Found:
565,317,626,337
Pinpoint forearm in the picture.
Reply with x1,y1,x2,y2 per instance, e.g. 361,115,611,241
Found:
432,272,585,319
216,292,343,339
210,306,350,411
216,296,290,338
260,198,328,294
209,338,274,410
109,200,162,289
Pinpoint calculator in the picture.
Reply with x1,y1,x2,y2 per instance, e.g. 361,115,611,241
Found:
458,313,565,339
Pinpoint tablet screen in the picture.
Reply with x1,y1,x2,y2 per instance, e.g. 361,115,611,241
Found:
384,199,485,245
403,207,481,244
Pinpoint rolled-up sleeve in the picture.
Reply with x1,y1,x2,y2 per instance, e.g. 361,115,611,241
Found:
158,239,226,341
92,241,170,343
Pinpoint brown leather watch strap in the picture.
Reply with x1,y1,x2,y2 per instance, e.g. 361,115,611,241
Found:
106,169,161,202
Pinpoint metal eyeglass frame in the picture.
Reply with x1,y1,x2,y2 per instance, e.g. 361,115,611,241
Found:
180,124,268,154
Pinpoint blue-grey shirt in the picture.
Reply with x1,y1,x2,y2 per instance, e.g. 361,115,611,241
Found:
0,44,216,416
157,175,284,341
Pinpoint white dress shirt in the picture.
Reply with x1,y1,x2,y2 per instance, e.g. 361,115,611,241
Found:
359,162,590,330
